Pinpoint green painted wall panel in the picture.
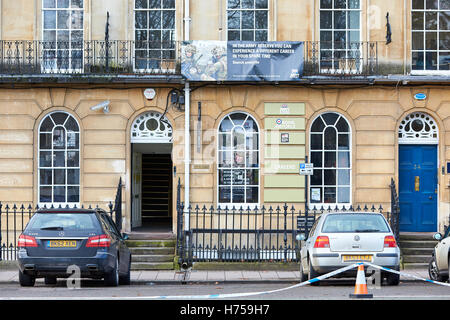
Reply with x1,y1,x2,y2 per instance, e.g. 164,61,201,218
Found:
265,131,305,145
264,103,305,116
264,175,305,188
264,145,305,159
264,189,305,202
264,117,305,130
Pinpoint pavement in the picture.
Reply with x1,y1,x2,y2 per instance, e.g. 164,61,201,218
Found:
0,261,430,284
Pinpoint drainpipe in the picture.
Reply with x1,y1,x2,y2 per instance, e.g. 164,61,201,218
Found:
184,0,191,236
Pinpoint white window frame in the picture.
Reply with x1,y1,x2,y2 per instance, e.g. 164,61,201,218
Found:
308,112,352,209
133,0,176,73
41,0,84,73
226,0,269,41
130,111,173,143
38,111,81,207
217,112,260,210
319,0,361,74
398,112,439,144
411,0,450,75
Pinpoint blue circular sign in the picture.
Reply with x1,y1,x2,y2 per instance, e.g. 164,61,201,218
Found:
414,93,427,100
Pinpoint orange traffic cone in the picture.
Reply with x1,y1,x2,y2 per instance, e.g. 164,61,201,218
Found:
349,264,373,299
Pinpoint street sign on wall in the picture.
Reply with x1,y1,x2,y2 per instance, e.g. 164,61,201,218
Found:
299,163,313,175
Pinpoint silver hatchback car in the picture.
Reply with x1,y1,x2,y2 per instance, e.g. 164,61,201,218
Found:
299,212,400,285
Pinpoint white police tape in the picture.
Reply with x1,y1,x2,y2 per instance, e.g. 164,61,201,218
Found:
362,261,450,288
132,263,362,300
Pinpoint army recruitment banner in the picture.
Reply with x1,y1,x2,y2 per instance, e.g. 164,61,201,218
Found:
181,41,304,82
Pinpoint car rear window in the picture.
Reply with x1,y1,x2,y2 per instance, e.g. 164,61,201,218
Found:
321,214,390,233
27,213,100,231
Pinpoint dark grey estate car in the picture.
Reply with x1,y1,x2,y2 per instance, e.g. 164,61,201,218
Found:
17,208,131,287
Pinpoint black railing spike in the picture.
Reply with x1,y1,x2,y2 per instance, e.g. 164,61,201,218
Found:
371,204,376,212
88,204,92,209
334,204,339,212
349,204,354,211
363,204,368,211
356,204,361,211
12,204,17,210
379,204,383,213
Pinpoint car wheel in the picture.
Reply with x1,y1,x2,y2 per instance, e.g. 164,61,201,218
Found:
119,256,131,285
104,257,119,287
299,259,308,282
44,276,57,285
385,266,400,286
308,259,320,286
19,270,35,287
428,257,446,282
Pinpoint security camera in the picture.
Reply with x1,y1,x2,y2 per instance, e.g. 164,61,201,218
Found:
90,100,110,113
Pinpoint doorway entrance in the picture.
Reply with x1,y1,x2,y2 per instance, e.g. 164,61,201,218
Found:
399,144,437,232
130,111,173,232
398,112,438,232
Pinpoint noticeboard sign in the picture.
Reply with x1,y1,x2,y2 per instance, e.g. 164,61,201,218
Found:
181,41,304,82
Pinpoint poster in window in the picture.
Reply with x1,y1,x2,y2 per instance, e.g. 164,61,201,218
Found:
311,188,321,202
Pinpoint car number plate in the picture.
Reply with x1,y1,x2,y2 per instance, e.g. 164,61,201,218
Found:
342,255,372,262
47,240,77,248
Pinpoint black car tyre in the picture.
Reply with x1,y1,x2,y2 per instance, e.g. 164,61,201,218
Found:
308,259,320,286
428,256,447,282
44,276,57,285
19,270,35,287
119,257,131,285
385,267,400,286
299,260,308,283
104,257,119,287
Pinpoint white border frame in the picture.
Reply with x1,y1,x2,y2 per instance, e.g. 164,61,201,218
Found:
37,111,81,208
41,0,84,73
318,0,362,74
133,0,177,73
308,111,352,209
226,0,270,41
410,0,450,74
216,111,261,210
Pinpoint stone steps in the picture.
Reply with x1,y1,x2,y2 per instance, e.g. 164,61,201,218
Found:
126,238,176,271
399,233,437,269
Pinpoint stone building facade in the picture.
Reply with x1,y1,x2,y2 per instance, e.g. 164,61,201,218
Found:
0,0,449,234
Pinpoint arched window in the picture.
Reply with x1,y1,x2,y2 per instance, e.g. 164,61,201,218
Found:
130,111,173,143
38,112,80,205
309,112,351,206
398,112,438,144
217,112,260,207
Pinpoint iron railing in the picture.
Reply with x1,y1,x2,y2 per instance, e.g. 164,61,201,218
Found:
0,179,123,261
389,178,400,242
176,180,400,267
0,40,180,75
0,40,384,77
177,202,398,267
304,41,379,76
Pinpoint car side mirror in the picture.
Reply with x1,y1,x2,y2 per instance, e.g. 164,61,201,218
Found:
433,233,442,241
122,233,129,240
